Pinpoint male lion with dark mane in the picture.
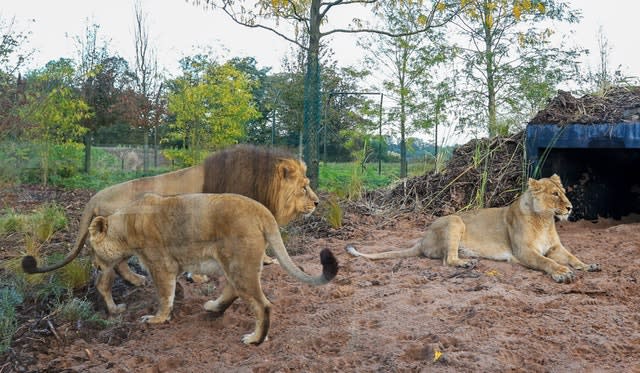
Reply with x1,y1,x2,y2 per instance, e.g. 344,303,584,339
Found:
22,145,318,284
87,193,337,345
347,175,600,283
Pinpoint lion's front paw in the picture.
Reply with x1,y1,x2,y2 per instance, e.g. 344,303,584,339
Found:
241,332,268,345
203,300,225,316
140,314,169,324
551,267,575,283
448,258,477,269
584,263,601,272
460,258,478,269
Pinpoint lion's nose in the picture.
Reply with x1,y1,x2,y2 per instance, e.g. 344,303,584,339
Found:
314,201,319,207
568,206,573,213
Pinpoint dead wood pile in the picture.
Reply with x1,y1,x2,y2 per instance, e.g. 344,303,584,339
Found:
529,86,640,125
368,131,525,216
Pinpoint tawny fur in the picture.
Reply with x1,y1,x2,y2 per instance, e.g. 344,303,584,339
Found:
21,145,319,277
88,193,337,345
346,175,600,283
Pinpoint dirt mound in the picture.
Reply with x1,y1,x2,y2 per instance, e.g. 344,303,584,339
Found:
530,86,640,125
369,132,525,216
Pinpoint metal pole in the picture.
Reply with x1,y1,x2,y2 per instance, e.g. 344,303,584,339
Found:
378,93,383,175
271,108,276,146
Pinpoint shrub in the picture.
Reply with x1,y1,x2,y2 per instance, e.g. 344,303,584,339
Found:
0,286,24,353
59,258,92,290
324,195,343,228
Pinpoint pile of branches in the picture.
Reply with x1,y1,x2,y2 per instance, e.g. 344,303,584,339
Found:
368,132,526,216
530,86,640,125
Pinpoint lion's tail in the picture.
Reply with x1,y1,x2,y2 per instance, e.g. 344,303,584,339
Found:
22,206,93,274
345,243,421,260
266,232,338,286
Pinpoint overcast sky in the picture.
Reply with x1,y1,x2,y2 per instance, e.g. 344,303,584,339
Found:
3,1,639,80
2,1,638,145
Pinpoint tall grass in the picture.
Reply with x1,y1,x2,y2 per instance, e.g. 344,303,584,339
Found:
0,286,23,353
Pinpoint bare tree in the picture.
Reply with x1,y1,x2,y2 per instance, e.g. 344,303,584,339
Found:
133,0,163,170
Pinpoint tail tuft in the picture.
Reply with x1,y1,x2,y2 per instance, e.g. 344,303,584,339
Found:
22,255,39,274
345,244,359,257
320,248,338,281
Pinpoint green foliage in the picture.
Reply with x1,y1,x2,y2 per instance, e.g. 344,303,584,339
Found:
56,298,100,323
455,0,584,135
0,209,27,236
167,58,261,164
0,286,24,353
19,59,92,185
30,203,68,242
0,203,67,245
324,195,343,228
161,148,209,168
59,258,92,290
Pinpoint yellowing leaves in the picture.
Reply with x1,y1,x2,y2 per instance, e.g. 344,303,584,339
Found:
513,0,546,19
436,2,447,11
513,5,522,20
485,13,494,28
433,349,443,362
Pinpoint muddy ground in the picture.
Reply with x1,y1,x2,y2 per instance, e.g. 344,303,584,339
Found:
1,185,639,372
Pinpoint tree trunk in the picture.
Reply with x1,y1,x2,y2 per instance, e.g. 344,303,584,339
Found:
399,56,408,178
83,133,92,173
302,0,322,188
485,22,497,137
143,129,149,173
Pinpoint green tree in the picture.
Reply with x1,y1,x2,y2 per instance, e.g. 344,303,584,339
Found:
453,0,583,136
198,0,460,187
167,58,260,165
361,1,448,177
228,56,273,145
20,59,91,185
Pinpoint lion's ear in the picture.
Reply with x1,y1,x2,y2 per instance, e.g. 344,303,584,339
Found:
550,173,562,185
276,159,296,180
527,178,538,190
89,216,108,242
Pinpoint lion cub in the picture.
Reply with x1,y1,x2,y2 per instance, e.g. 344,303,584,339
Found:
347,175,600,283
88,193,338,345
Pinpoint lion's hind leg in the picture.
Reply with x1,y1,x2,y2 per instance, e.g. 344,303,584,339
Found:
95,267,126,315
224,262,272,345
430,216,476,268
141,260,179,324
204,283,238,315
547,244,601,272
115,258,147,286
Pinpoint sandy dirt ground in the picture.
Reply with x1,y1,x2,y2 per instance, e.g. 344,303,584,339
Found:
2,189,639,372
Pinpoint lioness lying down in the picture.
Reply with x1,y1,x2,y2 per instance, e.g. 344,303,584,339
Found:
347,175,600,283
88,193,338,345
